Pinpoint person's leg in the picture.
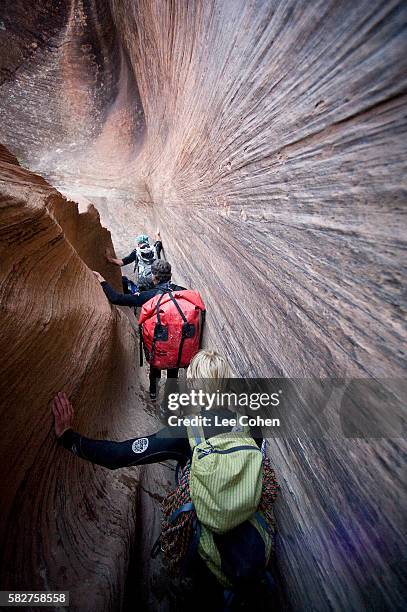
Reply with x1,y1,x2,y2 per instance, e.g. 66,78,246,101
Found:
167,368,179,379
149,366,161,398
181,555,224,612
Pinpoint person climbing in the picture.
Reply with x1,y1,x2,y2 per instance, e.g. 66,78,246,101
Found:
92,261,205,400
51,350,278,611
106,229,163,292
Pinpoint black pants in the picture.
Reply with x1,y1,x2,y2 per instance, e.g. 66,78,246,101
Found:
149,367,179,393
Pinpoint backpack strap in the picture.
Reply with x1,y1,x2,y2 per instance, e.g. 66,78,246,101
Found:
135,247,143,274
167,291,188,322
155,290,166,325
167,292,195,368
168,502,195,523
186,423,206,451
149,290,171,363
254,511,274,536
138,325,144,367
199,309,206,348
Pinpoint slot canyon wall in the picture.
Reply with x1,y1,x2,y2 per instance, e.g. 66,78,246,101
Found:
0,145,153,609
0,1,406,611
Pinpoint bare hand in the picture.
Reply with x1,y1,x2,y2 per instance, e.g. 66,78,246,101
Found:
52,392,74,438
105,248,114,262
93,270,105,282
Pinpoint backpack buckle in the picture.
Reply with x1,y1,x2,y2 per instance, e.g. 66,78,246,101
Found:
197,448,213,458
197,440,214,458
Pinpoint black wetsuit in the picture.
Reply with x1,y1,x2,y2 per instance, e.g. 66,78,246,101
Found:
60,408,262,469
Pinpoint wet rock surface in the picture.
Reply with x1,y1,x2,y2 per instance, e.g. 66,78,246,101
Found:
0,1,406,610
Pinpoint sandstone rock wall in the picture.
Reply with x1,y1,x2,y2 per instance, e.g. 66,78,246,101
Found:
0,146,145,610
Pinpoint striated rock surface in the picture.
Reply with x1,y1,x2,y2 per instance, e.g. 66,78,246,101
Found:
0,1,406,611
0,146,148,610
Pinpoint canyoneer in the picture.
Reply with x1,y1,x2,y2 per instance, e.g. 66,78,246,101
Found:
93,260,206,400
106,229,163,293
52,350,279,611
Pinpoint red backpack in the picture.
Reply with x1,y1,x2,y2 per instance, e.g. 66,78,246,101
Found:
138,289,206,369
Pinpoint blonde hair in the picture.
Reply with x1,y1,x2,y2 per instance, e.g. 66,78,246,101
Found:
187,350,234,380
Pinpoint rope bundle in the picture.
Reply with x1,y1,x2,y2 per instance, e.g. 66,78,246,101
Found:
161,462,197,574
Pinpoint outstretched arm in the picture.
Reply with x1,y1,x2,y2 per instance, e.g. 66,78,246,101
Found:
92,271,154,306
107,256,124,266
105,248,124,267
154,227,163,259
52,392,189,469
106,247,140,267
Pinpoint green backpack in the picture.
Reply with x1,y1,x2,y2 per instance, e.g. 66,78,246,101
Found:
157,421,279,588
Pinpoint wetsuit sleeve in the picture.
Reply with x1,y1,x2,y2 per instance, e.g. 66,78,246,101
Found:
154,241,163,259
59,427,190,469
122,249,138,266
100,281,154,307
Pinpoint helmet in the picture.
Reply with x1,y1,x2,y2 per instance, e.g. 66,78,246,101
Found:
136,234,149,245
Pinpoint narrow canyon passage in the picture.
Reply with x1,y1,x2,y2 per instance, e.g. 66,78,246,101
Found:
0,1,406,611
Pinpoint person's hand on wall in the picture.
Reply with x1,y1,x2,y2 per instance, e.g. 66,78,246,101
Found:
105,248,123,266
52,392,74,438
92,270,105,282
